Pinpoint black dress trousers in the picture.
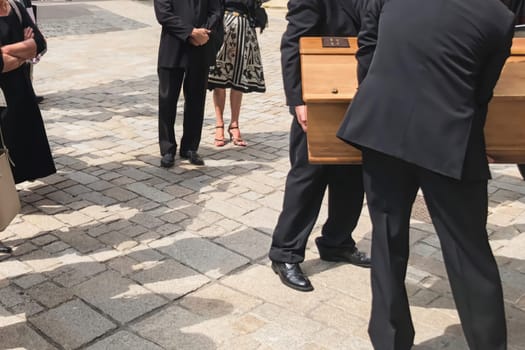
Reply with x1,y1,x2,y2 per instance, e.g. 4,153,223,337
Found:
158,58,209,156
362,148,506,350
269,118,364,263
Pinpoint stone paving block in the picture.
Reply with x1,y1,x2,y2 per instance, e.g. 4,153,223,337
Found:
62,183,93,197
132,304,231,350
79,191,119,206
322,289,371,323
0,305,57,350
27,281,74,308
51,250,107,287
103,186,139,202
132,260,209,300
99,231,139,251
20,250,61,272
507,306,525,348
204,198,252,220
56,229,105,253
410,306,461,334
45,190,77,205
11,299,45,317
108,255,142,276
248,303,325,350
214,227,272,260
307,263,372,303
135,230,162,244
126,182,173,202
129,212,165,229
86,331,164,350
55,211,95,226
32,233,59,246
179,284,263,317
12,241,39,256
23,213,64,232
73,270,167,323
13,273,48,289
217,335,262,350
309,302,368,335
412,323,467,349
88,248,123,264
0,285,28,308
310,328,373,350
78,204,115,220
115,224,148,239
42,240,71,254
34,199,70,215
238,207,281,234
30,299,116,350
221,264,325,312
126,244,166,263
0,260,33,279
149,232,249,279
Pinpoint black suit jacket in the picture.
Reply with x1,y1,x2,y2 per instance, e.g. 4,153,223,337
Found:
337,0,514,180
280,0,367,107
154,0,223,69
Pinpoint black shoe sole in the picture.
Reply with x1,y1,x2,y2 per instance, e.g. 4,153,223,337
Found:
318,254,371,268
271,264,314,292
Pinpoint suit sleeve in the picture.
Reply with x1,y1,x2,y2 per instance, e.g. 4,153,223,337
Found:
280,0,321,107
476,20,513,112
205,0,223,30
154,0,194,41
356,0,384,84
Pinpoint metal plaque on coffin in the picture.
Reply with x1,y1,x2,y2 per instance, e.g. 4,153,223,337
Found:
300,36,525,164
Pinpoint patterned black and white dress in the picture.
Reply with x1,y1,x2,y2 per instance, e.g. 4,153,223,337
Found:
208,5,266,93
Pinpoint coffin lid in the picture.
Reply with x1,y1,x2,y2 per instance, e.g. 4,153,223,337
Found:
299,37,525,102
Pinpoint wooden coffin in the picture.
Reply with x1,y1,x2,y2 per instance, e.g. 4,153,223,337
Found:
300,36,525,164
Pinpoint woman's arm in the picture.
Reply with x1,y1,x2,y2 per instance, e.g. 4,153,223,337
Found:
1,39,37,60
1,52,25,72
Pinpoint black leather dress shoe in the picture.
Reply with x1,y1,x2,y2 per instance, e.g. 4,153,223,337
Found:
271,262,314,292
0,245,12,254
160,153,175,168
315,237,371,268
180,150,205,166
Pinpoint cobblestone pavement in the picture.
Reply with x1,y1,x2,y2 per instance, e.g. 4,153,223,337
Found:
0,1,524,349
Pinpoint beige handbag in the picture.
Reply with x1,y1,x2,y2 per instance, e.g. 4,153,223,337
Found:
0,125,20,231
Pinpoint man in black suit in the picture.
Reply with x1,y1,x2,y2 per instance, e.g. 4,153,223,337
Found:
269,0,371,293
154,0,223,167
337,0,513,348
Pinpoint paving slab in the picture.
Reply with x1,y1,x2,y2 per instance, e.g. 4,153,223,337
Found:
30,299,116,349
72,270,167,323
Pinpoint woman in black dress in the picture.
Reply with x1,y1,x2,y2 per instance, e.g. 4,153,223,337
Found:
0,0,55,184
0,12,38,254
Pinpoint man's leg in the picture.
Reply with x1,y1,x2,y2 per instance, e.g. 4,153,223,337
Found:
362,148,418,350
158,67,184,156
180,61,209,153
269,118,326,263
420,170,507,350
319,164,364,247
